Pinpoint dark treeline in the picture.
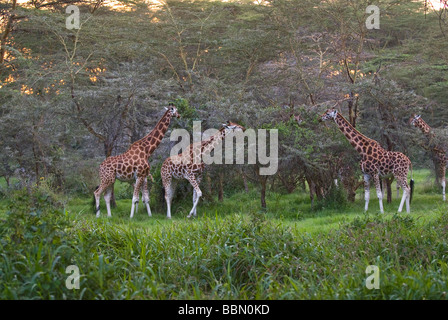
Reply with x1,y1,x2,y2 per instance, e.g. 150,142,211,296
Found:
1,0,448,208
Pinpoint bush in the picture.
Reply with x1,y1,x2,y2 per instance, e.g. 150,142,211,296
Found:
314,184,349,211
62,159,99,196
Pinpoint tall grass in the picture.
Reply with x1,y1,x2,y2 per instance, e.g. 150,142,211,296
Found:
1,170,448,299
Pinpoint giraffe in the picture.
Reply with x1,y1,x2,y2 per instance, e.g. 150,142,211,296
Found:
161,121,245,219
94,105,180,218
319,108,414,213
409,114,447,201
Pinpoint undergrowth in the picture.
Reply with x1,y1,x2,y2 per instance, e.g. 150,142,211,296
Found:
1,185,447,299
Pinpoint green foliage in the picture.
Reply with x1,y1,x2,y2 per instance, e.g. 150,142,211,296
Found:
314,184,349,212
2,193,448,299
2,0,448,300
171,97,199,122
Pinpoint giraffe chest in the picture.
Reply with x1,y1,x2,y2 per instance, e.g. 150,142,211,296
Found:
432,148,447,163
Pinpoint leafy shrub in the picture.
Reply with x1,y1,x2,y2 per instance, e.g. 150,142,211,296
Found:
62,160,99,196
314,184,349,211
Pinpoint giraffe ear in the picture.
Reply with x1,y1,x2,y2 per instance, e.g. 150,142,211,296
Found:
164,107,169,111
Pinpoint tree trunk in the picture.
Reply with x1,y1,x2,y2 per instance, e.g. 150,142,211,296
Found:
306,177,315,209
0,0,17,65
218,171,224,202
32,144,40,185
258,167,268,209
434,159,441,186
241,168,249,193
386,178,393,203
260,177,267,209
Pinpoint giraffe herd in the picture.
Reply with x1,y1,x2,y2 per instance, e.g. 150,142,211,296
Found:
93,105,447,218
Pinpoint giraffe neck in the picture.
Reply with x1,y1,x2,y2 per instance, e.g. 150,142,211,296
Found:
416,118,444,158
416,118,433,137
131,110,172,156
201,127,227,154
334,113,382,156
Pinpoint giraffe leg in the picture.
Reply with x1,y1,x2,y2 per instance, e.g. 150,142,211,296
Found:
134,183,139,214
381,178,386,199
397,177,410,213
373,175,384,214
186,174,202,218
363,174,370,212
142,178,152,217
192,174,202,217
94,186,103,218
104,185,114,217
188,187,202,218
94,181,113,218
396,183,400,199
130,177,144,218
192,189,197,216
163,177,176,219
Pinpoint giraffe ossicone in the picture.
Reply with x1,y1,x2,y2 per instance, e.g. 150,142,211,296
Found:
94,105,180,218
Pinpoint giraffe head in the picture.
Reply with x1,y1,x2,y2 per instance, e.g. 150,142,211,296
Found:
294,114,303,125
409,114,421,127
165,104,180,118
222,121,245,134
319,108,338,122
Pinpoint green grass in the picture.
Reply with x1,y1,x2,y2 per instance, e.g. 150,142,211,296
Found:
0,169,448,299
65,168,444,235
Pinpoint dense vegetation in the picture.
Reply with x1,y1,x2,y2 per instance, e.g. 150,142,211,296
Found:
1,170,448,299
1,0,448,300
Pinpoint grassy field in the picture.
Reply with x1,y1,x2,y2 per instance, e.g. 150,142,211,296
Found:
0,169,448,300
